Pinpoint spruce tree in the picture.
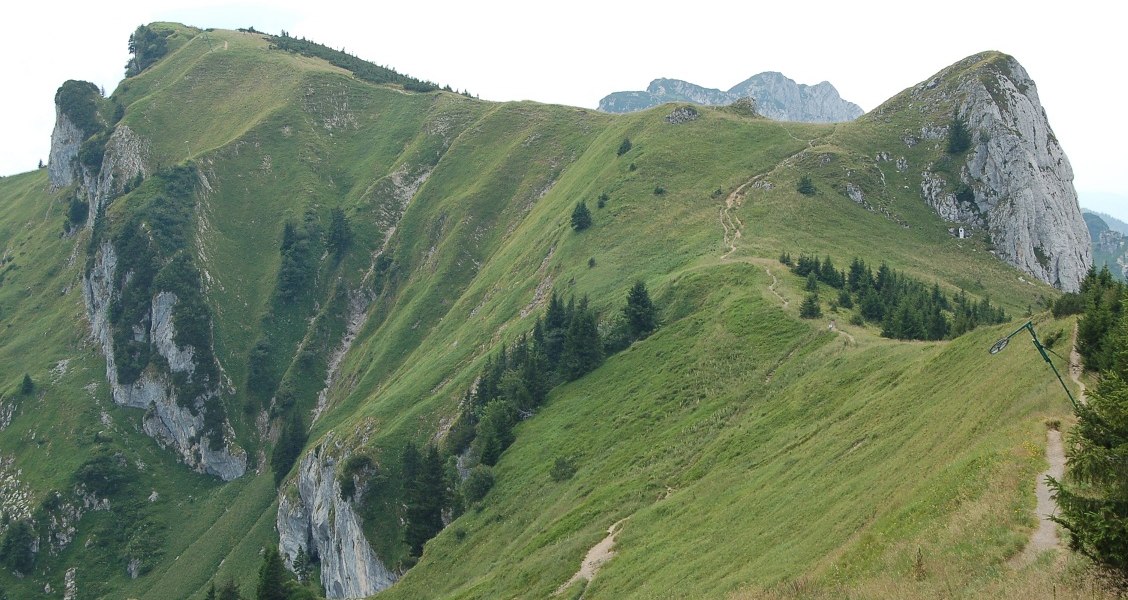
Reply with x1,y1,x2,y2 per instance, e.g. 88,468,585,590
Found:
571,201,592,231
799,293,822,319
257,547,288,600
271,412,307,487
205,582,217,600
1050,318,1128,575
326,207,353,260
217,580,242,600
20,374,33,395
623,281,657,340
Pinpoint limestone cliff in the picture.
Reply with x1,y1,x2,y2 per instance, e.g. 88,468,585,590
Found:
84,243,247,480
277,435,395,599
50,77,245,480
878,52,1091,291
598,72,863,122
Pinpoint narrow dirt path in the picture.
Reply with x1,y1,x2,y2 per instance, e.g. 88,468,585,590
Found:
1013,325,1085,566
556,520,626,595
763,265,788,307
1069,323,1087,404
1012,427,1066,566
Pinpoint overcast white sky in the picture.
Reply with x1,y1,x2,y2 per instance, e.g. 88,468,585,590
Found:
2,1,1124,219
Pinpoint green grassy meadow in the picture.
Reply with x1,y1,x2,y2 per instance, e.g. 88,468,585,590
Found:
0,28,1101,599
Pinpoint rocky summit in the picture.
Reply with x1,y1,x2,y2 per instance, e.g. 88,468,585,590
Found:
598,71,864,122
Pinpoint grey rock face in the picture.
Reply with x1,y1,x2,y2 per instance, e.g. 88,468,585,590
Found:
599,72,863,123
83,125,148,220
47,88,147,225
914,54,1091,291
83,242,246,480
48,109,83,187
278,437,396,599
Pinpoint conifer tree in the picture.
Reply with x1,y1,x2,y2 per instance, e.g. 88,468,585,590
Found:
271,412,307,487
326,207,353,261
20,374,33,395
257,547,288,600
1050,317,1128,575
571,201,592,231
799,293,822,319
624,281,657,339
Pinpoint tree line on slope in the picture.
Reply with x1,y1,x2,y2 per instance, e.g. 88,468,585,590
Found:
1053,265,1125,372
268,32,460,94
781,253,1006,340
388,283,658,562
1049,270,1128,580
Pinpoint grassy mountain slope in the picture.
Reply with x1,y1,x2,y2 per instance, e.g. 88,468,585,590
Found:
0,27,1102,599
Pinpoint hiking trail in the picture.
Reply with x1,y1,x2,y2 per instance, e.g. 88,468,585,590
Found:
556,520,626,595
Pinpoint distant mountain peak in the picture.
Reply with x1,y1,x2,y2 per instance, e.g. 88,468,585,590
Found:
598,72,864,123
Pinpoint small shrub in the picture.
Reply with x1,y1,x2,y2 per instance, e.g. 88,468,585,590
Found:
947,116,972,154
653,185,666,196
597,192,608,209
628,163,637,172
955,184,975,204
617,138,632,156
1052,292,1084,317
462,466,494,504
549,457,577,482
797,175,816,196
778,252,793,266
849,313,865,326
588,257,596,268
712,187,723,198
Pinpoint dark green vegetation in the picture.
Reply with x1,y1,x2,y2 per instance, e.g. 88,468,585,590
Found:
127,24,171,76
1055,266,1125,372
1050,314,1128,576
0,31,1107,600
787,254,1006,340
268,31,442,92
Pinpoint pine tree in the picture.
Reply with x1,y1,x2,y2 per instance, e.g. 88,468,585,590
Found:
20,374,33,395
217,580,242,600
617,138,632,156
257,547,288,600
271,412,307,487
1049,318,1128,575
623,281,657,340
799,293,822,319
947,115,972,154
805,272,819,293
797,175,816,195
571,201,592,231
562,296,602,380
326,207,353,260
205,582,217,600
293,546,312,583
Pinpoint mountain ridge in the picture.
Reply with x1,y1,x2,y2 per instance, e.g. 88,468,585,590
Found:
0,24,1104,599
598,71,865,122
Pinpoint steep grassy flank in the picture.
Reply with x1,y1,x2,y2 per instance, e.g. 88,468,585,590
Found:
377,263,1076,599
0,25,1097,599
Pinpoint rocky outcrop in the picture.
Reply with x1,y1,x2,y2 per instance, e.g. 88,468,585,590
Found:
598,73,863,123
48,109,83,188
278,437,395,599
83,242,246,480
910,53,1091,291
47,82,147,223
82,125,148,219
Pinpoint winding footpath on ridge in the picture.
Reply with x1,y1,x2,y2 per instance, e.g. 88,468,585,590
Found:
1014,325,1085,566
